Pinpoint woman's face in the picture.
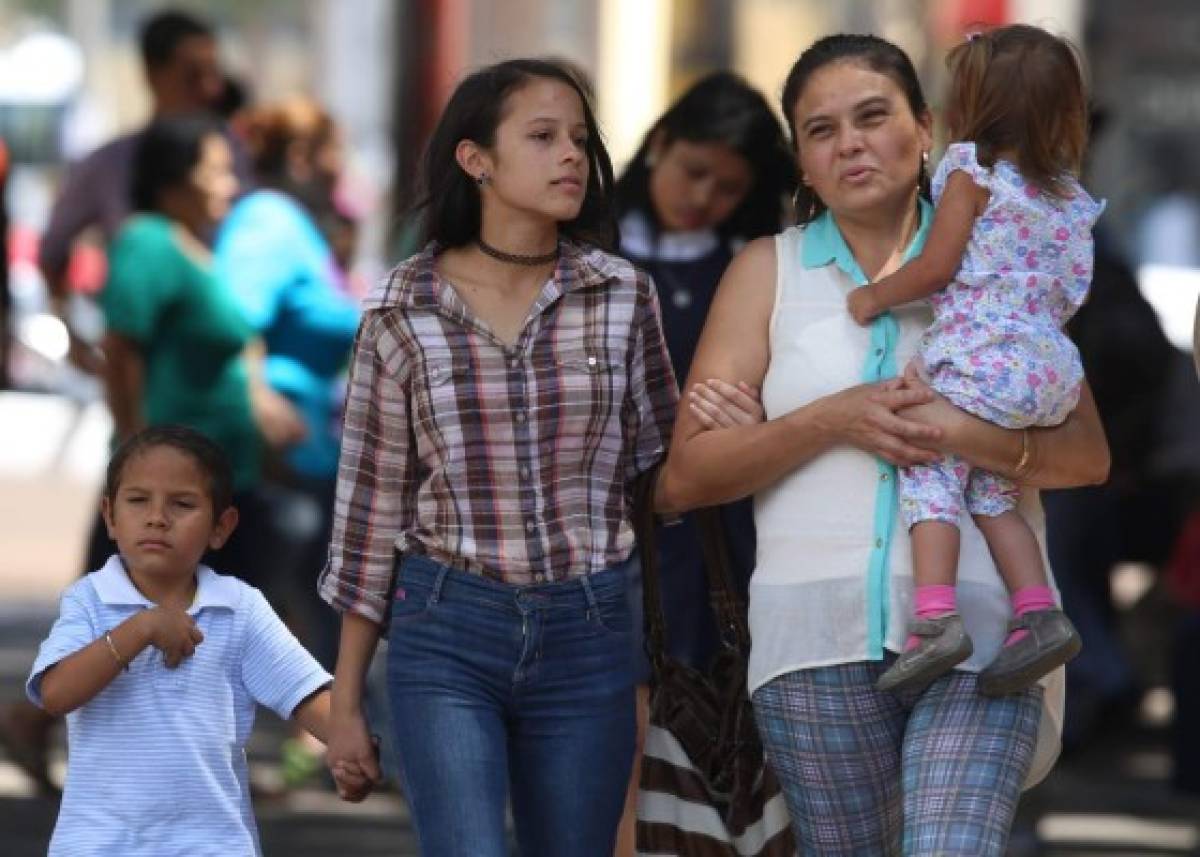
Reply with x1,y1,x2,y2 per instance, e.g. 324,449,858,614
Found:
190,133,238,225
474,77,590,224
790,61,931,221
647,138,753,233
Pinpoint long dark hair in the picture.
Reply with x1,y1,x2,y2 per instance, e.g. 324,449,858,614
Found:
616,71,796,242
781,34,931,224
131,113,222,213
415,58,617,250
944,25,1088,198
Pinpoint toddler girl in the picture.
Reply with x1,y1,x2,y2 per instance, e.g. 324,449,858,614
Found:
846,25,1103,695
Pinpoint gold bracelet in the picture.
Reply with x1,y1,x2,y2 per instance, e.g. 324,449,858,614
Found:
1013,428,1034,480
103,631,129,672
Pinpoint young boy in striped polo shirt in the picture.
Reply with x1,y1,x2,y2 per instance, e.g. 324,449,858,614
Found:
26,425,377,856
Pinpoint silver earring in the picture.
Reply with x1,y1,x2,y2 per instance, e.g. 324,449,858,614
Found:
922,151,929,166
475,174,490,186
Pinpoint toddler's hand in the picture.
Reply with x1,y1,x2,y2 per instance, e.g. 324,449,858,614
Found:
847,287,881,326
140,606,203,668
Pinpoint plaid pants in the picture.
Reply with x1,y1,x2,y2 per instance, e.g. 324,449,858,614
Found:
752,660,1041,856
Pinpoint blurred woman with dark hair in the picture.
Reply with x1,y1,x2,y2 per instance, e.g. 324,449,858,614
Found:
101,114,301,585
610,70,795,855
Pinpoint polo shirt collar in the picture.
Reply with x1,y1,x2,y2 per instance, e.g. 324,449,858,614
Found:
801,198,933,284
93,554,241,613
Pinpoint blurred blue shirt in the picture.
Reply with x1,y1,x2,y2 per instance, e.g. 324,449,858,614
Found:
215,190,361,479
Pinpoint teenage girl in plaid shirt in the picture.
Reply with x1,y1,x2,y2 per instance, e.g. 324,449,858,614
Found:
319,59,682,856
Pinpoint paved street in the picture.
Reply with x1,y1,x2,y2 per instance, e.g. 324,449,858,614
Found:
1,391,1198,855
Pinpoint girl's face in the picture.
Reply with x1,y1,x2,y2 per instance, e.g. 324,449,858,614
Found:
647,138,753,233
189,133,238,226
791,61,931,222
102,446,236,587
468,77,590,225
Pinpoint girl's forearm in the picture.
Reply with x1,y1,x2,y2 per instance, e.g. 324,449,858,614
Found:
658,400,835,514
38,613,152,716
330,611,382,718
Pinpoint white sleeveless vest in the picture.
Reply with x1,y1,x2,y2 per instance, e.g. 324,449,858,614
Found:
748,225,1065,788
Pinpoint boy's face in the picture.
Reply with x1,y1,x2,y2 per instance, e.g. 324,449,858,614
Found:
101,446,237,584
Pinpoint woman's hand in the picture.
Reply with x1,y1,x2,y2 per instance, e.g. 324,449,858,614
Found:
250,385,308,450
817,380,944,466
687,379,765,429
325,707,382,802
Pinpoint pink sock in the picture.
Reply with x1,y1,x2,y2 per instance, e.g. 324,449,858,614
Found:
1005,585,1056,646
906,585,957,651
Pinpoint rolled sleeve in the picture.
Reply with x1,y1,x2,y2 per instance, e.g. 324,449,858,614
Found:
318,313,417,624
624,271,680,482
27,586,98,708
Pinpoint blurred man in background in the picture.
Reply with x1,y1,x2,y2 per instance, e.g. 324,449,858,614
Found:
38,8,245,317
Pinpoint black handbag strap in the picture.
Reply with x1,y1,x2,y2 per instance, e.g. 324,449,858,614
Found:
632,465,751,675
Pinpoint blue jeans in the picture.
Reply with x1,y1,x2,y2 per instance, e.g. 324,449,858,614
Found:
386,554,637,857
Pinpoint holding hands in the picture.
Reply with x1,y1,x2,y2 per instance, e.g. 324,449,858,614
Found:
325,708,384,803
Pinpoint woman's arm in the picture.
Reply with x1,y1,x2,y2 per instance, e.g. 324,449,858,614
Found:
902,379,1110,489
101,332,145,443
657,237,942,515
244,339,308,450
847,172,985,324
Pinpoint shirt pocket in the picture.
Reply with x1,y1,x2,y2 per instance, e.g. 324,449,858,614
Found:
411,351,462,435
548,349,627,452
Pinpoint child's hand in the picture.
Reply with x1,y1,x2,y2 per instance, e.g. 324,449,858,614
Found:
332,760,374,802
331,734,381,802
847,287,882,326
139,606,203,668
902,358,926,387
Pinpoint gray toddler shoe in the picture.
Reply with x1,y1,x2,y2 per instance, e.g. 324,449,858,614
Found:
978,608,1081,697
877,613,974,693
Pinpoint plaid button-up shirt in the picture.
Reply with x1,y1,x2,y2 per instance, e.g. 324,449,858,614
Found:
319,240,679,624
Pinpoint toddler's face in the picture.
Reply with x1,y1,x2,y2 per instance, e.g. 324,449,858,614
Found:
102,446,235,584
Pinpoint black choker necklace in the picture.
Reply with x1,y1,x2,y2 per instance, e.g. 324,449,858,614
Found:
476,238,559,266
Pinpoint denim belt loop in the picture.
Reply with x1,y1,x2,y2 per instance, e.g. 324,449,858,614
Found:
578,573,599,620
429,564,451,604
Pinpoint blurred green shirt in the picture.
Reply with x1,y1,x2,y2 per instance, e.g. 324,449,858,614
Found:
101,213,260,490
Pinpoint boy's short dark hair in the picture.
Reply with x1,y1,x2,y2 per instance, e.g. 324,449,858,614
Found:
105,425,234,516
139,10,213,71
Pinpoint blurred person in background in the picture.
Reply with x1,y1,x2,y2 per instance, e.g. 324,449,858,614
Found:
1,137,10,390
102,112,302,602
610,70,795,856
37,8,251,375
1042,244,1177,748
214,97,361,785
